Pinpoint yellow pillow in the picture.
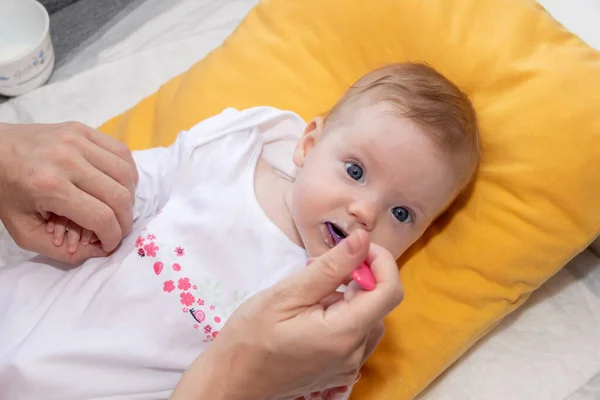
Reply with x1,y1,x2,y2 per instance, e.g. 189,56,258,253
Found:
99,0,600,398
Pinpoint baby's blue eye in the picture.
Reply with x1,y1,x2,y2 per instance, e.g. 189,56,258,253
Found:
346,162,364,181
392,206,412,223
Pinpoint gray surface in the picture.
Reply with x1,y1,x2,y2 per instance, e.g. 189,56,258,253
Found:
11,0,141,67
50,0,139,68
49,0,177,83
1,0,140,104
39,0,80,15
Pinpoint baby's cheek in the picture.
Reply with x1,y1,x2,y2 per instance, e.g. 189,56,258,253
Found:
373,228,413,260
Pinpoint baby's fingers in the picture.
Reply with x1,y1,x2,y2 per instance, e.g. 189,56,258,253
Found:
67,221,82,254
81,229,94,246
46,213,56,233
52,216,69,247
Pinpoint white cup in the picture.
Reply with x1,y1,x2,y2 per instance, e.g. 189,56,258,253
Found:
0,0,54,97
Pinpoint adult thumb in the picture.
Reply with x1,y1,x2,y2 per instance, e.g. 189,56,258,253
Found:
289,230,369,306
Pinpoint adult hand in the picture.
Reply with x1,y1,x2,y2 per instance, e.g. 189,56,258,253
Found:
0,122,138,263
171,230,404,400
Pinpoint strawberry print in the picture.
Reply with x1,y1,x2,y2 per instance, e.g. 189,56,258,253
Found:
153,262,164,275
143,236,228,331
144,242,159,257
163,280,175,293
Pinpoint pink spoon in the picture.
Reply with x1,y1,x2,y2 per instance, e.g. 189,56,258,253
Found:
352,261,376,291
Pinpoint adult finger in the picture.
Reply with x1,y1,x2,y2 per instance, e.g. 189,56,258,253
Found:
80,139,137,204
346,243,404,327
69,159,134,239
70,122,139,184
320,292,344,308
43,181,124,252
282,230,369,306
343,281,361,302
308,256,353,284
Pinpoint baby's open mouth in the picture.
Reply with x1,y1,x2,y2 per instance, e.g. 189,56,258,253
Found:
325,222,347,247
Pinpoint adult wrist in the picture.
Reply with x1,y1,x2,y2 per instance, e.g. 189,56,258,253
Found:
0,123,11,158
170,346,257,400
0,124,10,189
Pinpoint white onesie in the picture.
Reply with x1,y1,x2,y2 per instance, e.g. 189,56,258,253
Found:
0,107,312,399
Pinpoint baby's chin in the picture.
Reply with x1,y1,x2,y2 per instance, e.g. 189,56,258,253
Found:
302,238,333,260
303,246,322,260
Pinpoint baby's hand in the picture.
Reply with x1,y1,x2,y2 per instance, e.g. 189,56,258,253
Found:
46,213,99,254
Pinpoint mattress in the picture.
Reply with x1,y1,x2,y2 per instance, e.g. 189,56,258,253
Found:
0,0,599,398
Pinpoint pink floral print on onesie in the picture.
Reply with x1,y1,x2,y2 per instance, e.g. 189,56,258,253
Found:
135,228,224,340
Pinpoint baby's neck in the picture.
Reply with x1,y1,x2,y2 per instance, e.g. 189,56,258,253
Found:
254,156,304,248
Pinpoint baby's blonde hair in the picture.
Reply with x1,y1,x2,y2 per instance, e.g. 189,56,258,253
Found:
325,63,481,185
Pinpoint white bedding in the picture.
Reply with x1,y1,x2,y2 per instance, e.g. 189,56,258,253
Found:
0,0,599,398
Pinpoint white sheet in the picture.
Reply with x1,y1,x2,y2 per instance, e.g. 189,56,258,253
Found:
421,250,600,400
0,0,599,399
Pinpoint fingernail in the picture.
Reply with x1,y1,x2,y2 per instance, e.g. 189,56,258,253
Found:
54,238,61,246
343,231,362,255
354,372,362,383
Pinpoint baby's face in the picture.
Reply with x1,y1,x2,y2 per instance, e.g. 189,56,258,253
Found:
290,103,463,259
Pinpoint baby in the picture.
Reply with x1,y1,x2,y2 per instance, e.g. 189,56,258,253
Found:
0,63,479,399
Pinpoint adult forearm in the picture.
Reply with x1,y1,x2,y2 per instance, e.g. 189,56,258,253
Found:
170,349,255,400
0,123,10,172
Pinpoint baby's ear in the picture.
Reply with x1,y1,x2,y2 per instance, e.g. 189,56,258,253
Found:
293,117,324,167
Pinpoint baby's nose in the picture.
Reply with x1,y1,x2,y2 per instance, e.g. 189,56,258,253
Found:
348,200,377,231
